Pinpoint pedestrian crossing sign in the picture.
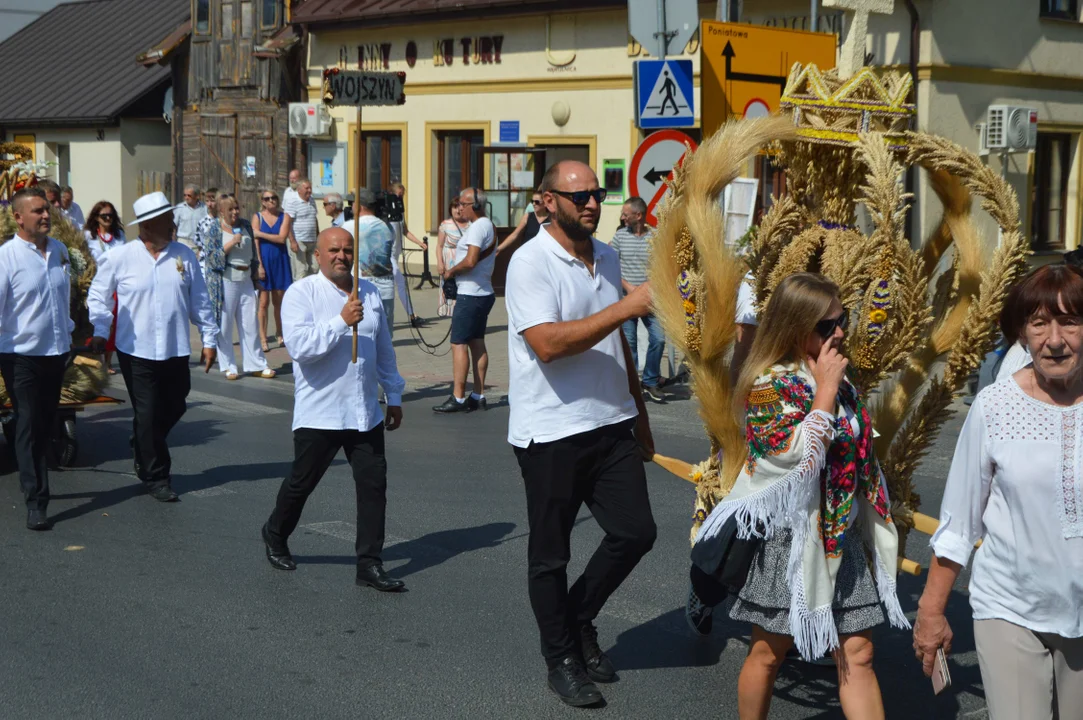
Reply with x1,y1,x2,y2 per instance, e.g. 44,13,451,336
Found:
635,59,695,129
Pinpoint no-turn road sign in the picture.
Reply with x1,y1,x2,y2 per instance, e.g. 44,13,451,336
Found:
629,129,699,227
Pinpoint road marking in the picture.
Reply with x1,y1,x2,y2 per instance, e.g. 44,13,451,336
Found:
301,520,407,547
187,486,237,498
186,390,287,417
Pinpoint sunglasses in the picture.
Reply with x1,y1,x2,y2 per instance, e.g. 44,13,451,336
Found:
531,199,543,206
262,196,277,201
550,188,607,206
99,213,114,219
815,311,849,339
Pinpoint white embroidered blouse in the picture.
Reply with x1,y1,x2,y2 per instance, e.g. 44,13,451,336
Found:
931,374,1083,638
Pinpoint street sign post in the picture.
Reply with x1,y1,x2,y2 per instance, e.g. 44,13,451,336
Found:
700,21,836,138
635,59,694,129
628,0,698,59
629,129,698,227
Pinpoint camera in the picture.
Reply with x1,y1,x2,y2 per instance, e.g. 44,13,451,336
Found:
342,191,404,225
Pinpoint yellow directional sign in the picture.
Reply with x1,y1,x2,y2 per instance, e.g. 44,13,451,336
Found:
701,21,837,138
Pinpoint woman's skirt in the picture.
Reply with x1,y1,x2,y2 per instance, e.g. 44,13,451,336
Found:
259,241,292,292
729,526,886,636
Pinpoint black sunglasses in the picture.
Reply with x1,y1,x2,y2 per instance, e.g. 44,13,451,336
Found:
261,196,277,201
99,213,114,219
815,310,849,339
550,188,607,205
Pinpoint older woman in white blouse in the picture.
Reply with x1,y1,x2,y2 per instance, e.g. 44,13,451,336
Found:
914,264,1083,720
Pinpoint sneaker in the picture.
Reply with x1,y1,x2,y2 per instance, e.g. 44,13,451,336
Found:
643,385,667,404
578,623,617,683
685,581,713,636
547,655,603,707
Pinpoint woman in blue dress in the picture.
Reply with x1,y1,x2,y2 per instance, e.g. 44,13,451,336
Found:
252,188,293,352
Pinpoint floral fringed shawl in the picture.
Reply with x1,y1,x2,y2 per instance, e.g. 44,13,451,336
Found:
694,362,910,659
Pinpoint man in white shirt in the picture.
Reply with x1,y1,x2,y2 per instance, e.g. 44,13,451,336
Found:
89,191,217,503
505,160,656,707
283,178,318,281
261,227,407,593
322,192,346,228
282,168,301,209
432,187,497,413
173,184,207,257
60,186,84,230
0,188,75,531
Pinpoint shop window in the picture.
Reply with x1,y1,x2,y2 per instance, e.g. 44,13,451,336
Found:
1041,0,1078,20
436,131,483,228
261,0,278,28
1031,132,1073,251
194,0,210,35
361,132,402,193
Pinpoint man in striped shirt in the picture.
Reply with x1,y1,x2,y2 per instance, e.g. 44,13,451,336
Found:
283,178,318,280
610,196,665,403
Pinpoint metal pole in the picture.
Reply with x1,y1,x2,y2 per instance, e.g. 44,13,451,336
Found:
717,0,728,22
656,0,667,58
352,106,362,364
810,0,819,31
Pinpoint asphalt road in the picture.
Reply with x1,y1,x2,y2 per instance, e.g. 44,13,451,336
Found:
0,365,986,719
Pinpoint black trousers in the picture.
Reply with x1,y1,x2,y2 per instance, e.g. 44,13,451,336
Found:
117,353,190,486
514,418,657,667
266,426,388,569
0,353,67,510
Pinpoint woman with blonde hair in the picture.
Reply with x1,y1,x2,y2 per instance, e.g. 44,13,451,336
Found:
693,272,908,720
252,187,292,351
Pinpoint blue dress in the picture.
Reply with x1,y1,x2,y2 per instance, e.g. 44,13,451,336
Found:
258,213,292,291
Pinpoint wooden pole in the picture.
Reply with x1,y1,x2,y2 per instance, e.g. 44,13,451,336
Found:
352,106,362,363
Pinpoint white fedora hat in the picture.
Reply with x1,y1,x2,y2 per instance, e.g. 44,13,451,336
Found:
129,191,174,226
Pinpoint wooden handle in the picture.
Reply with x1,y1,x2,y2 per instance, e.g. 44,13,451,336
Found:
652,452,694,481
898,557,922,576
912,511,940,536
351,107,362,365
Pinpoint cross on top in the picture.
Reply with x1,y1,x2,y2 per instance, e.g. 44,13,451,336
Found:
823,0,895,78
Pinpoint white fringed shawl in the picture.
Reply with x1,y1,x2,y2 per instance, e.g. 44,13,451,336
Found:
694,363,910,659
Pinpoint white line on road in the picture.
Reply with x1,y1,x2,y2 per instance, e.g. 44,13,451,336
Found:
186,390,287,417
187,486,237,498
301,520,408,547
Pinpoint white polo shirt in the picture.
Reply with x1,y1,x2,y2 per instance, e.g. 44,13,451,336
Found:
453,216,496,296
505,228,638,448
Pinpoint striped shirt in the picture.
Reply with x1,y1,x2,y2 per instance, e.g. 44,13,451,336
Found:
609,226,654,285
283,193,318,247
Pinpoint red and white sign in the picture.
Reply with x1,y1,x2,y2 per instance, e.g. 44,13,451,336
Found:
629,129,699,227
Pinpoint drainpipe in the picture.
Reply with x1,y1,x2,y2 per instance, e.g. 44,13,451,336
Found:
904,0,920,244
811,0,818,32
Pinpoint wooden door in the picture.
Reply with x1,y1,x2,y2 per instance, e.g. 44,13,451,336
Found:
237,112,275,216
216,0,254,86
201,114,238,196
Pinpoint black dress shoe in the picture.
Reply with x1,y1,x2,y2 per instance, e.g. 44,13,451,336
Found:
147,484,179,502
355,564,405,592
547,655,603,707
26,508,51,531
465,396,487,411
262,523,296,571
432,395,471,414
578,623,617,683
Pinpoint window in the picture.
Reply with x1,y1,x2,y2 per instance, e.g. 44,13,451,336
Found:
221,3,234,39
1031,132,1073,251
261,0,278,28
360,132,402,193
240,1,253,37
435,131,483,228
1041,0,1078,20
195,0,210,34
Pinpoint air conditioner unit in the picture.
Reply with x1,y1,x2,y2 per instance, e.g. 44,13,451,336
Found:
986,105,1038,151
288,103,332,137
975,122,990,157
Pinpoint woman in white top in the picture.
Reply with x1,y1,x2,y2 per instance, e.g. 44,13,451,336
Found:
914,264,1083,720
205,195,274,380
83,201,126,372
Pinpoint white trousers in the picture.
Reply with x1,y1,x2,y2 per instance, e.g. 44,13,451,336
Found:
218,279,268,374
391,254,413,317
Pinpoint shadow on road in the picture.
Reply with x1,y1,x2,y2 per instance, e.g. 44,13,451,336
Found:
608,607,729,671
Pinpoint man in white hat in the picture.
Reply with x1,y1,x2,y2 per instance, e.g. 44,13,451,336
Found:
88,191,218,502
0,187,75,530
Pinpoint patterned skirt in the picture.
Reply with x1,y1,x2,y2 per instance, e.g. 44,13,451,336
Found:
728,526,885,636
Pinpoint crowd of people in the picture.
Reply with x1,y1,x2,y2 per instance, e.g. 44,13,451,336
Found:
1,160,1080,717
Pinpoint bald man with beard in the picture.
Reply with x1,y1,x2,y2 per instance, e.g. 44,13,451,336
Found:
262,227,407,593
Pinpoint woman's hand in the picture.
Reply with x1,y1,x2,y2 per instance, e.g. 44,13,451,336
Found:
808,340,847,394
436,262,445,277
913,609,953,677
258,266,266,281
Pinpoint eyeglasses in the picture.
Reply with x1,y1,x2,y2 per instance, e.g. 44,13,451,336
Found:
261,196,277,202
550,188,607,206
99,213,114,219
815,311,849,340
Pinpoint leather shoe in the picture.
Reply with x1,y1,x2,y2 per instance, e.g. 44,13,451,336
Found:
147,484,179,502
432,395,471,414
465,396,487,411
579,623,617,683
26,508,51,531
547,655,603,707
355,564,405,592
262,523,296,571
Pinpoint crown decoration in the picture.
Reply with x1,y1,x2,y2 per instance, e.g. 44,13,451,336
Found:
780,63,915,149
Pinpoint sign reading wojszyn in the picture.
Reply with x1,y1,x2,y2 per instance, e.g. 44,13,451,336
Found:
325,70,407,106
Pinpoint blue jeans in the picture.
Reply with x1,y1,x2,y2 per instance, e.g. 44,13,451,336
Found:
622,314,665,388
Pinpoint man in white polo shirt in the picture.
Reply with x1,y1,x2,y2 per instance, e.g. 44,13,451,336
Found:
283,177,317,280
505,160,656,708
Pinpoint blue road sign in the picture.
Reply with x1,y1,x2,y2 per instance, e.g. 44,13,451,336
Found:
635,59,695,129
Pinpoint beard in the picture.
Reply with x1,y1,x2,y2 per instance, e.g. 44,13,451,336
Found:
553,203,595,243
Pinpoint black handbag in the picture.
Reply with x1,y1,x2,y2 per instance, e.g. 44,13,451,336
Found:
689,514,763,606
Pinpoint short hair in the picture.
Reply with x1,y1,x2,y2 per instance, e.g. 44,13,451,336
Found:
216,194,238,215
297,177,312,187
60,185,73,195
459,187,486,208
183,184,200,195
324,192,343,206
12,186,47,212
205,187,218,196
448,198,460,214
356,188,377,210
1000,264,1083,341
389,181,405,194
38,180,60,195
624,196,647,216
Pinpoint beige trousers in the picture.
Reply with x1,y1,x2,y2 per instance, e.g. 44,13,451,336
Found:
974,618,1083,720
288,243,315,281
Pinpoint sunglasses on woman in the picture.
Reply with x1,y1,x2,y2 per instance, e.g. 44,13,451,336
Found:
815,310,849,339
262,195,277,202
550,188,608,206
99,213,114,220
